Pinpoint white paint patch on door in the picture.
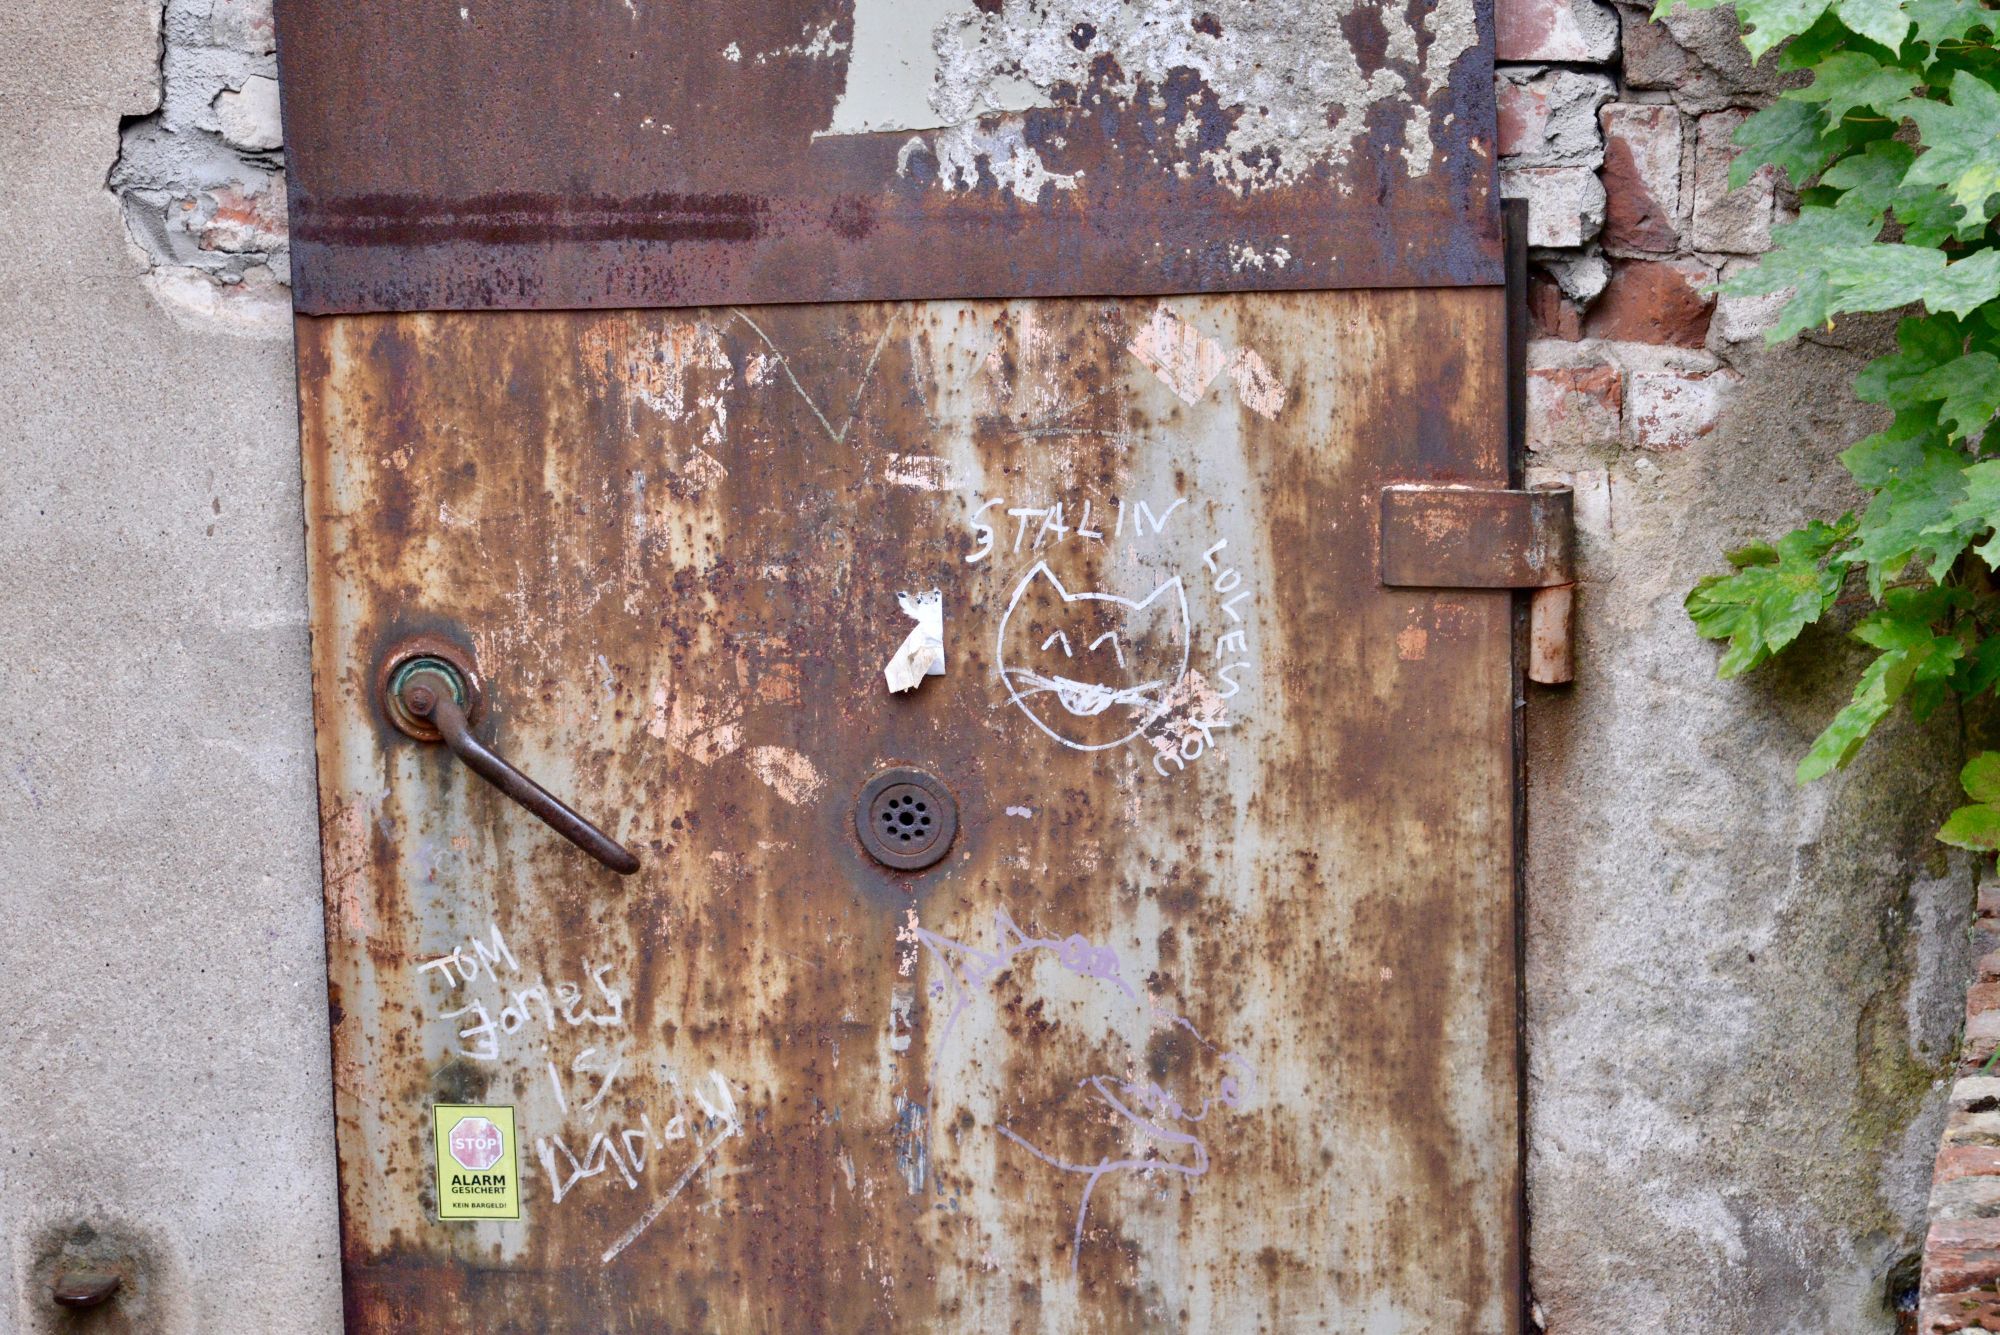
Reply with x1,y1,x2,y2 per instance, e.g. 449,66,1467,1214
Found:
745,746,826,805
1228,347,1289,420
824,0,1051,136
1127,306,1226,407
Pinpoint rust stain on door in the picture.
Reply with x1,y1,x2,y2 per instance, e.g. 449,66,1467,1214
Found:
298,290,1518,1331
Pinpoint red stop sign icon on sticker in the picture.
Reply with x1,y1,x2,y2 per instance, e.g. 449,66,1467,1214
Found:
448,1117,505,1171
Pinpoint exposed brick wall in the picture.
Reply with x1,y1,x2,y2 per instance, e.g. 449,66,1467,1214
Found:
110,0,289,334
1923,882,2000,1333
1498,0,1792,461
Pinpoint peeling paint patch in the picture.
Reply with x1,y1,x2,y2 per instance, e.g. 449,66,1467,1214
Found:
677,448,729,492
650,689,742,764
881,454,962,491
583,322,733,432
884,0,1482,195
745,745,826,805
1228,240,1297,273
905,121,1079,203
323,799,371,937
1144,669,1232,765
1127,306,1225,406
753,20,849,65
1228,348,1288,420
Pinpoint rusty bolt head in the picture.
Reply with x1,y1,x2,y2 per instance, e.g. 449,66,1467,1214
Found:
403,682,438,716
51,1268,120,1309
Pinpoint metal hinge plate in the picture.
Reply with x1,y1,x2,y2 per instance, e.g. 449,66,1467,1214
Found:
1378,483,1575,590
1379,482,1577,684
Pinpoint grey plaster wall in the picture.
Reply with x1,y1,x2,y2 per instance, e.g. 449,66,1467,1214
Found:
0,1,1977,1333
0,1,341,1331
1525,321,1976,1332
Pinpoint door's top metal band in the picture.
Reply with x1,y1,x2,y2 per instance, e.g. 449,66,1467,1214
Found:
272,0,1504,314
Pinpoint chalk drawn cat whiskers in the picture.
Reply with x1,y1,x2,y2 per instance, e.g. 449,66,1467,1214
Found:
996,562,1190,751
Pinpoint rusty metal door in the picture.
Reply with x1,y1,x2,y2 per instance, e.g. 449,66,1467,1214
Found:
277,3,1525,1330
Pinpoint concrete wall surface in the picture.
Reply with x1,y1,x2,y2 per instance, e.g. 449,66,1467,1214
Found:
0,0,341,1331
0,0,1977,1332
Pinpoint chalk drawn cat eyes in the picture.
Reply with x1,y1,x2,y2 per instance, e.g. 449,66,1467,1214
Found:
996,562,1191,751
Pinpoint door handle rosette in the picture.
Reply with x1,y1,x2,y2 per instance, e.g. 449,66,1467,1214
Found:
379,639,639,876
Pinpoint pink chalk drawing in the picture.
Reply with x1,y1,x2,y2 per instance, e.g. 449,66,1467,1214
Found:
911,909,1254,1272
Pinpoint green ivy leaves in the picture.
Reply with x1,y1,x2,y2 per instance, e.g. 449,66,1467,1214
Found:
1904,72,2000,228
1784,50,1921,122
1687,519,1856,675
1679,0,2000,830
1941,754,2000,849
1795,589,1964,781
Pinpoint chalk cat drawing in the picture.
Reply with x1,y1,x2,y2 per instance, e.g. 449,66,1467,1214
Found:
996,562,1190,751
913,910,1255,1272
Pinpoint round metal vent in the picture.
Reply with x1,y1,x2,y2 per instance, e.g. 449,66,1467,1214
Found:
855,768,957,871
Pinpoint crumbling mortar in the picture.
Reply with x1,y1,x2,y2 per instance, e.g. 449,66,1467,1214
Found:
108,0,288,333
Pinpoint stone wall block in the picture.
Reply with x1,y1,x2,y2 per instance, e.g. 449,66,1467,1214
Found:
1709,257,1789,346
1623,362,1739,449
1503,165,1608,247
213,74,283,153
1498,0,1621,61
1601,103,1685,254
1693,109,1777,253
211,0,276,54
1530,273,1587,339
1528,360,1624,449
1617,3,1689,88
1499,68,1618,166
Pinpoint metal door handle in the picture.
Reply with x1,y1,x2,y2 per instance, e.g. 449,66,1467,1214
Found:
395,666,640,875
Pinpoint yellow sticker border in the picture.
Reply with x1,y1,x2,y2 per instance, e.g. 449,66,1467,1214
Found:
432,1103,521,1222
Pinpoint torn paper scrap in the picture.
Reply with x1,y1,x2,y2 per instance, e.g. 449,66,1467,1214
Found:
884,589,946,694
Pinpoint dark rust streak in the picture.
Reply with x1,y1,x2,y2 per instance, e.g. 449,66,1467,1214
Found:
296,192,767,248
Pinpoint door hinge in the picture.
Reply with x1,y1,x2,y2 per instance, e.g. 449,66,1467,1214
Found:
1378,483,1576,685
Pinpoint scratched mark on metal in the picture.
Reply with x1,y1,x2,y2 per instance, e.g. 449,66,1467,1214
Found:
297,290,1518,1331
271,0,1503,313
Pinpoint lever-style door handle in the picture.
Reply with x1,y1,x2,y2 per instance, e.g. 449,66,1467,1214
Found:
396,666,640,876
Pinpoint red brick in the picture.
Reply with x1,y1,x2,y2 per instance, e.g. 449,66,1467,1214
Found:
1927,1219,2000,1292
1497,0,1619,61
1497,78,1543,158
1585,259,1716,347
1923,1287,2000,1333
1970,980,2000,1016
1527,362,1622,449
1602,104,1684,254
200,180,287,255
1528,274,1585,340
1936,1145,2000,1184
1498,69,1616,165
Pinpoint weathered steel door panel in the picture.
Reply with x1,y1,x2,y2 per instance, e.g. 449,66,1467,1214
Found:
299,290,1518,1332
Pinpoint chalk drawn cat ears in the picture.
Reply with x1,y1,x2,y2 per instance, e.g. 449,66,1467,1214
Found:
996,562,1191,752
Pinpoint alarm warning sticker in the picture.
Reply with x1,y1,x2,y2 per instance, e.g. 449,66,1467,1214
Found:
433,1104,520,1220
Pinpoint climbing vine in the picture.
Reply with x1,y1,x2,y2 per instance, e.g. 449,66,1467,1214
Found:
1678,0,2000,843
